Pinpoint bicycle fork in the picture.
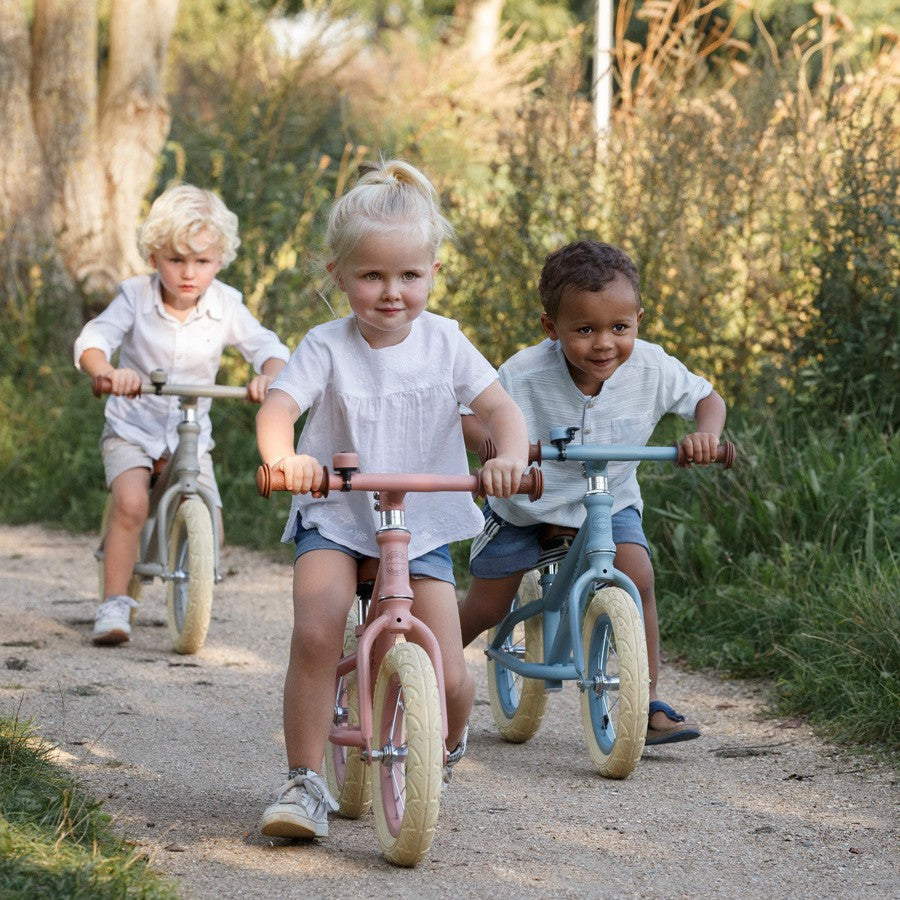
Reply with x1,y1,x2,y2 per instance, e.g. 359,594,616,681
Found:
332,489,449,763
567,464,644,688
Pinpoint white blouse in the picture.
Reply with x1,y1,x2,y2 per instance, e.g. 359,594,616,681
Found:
272,312,498,559
74,274,289,458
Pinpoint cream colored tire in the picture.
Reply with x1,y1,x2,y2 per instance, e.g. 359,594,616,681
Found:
325,602,372,818
372,643,443,867
165,498,214,654
486,571,548,742
580,587,649,778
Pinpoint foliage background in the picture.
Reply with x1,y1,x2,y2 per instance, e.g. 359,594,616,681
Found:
1,0,897,755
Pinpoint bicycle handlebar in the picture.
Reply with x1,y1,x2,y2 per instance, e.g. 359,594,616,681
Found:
92,374,250,401
256,458,544,502
478,438,735,469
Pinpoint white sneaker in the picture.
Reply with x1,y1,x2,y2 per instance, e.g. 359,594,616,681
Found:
92,595,138,645
442,724,469,787
259,768,338,839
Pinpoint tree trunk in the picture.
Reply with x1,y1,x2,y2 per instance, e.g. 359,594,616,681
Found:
454,0,505,63
0,0,54,276
0,0,178,325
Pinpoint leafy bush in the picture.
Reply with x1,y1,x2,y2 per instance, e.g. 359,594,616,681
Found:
644,411,900,750
793,62,900,429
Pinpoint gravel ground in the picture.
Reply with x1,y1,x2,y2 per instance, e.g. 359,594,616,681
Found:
1,523,897,899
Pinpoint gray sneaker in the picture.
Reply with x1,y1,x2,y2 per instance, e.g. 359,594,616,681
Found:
442,725,469,787
92,595,139,645
259,768,338,838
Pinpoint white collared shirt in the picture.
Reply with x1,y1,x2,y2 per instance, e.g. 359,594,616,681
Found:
487,338,713,527
272,311,499,559
74,274,290,458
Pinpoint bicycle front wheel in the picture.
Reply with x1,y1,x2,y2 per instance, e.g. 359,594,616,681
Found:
580,586,649,778
372,642,443,867
325,602,371,818
486,571,548,743
165,498,214,654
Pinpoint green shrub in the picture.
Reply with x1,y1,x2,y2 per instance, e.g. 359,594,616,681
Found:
793,66,900,430
644,410,900,752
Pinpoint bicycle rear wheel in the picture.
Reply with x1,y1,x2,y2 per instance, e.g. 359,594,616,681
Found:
325,602,372,818
97,495,143,605
580,586,649,778
486,571,548,743
371,642,442,867
166,497,214,654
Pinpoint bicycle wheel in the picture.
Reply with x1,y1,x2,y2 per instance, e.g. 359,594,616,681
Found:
97,495,143,605
371,642,443,867
486,571,548,743
580,586,649,778
165,497,214,655
325,602,372,818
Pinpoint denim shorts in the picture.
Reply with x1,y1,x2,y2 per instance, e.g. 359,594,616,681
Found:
469,501,649,579
293,517,456,586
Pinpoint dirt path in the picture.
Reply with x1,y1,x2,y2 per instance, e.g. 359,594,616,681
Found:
1,523,897,898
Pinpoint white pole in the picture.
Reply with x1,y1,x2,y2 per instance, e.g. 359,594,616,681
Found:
593,0,614,135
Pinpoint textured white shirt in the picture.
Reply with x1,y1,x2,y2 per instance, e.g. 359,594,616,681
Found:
74,274,290,458
487,338,713,527
272,311,498,558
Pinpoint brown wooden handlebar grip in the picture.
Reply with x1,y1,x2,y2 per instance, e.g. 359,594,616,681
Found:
718,441,735,469
523,467,543,501
256,464,275,498
674,441,736,469
476,438,495,465
478,438,542,466
473,467,543,501
92,374,141,398
256,464,330,498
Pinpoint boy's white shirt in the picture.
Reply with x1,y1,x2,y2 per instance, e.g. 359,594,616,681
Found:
486,338,713,527
271,311,498,560
74,274,290,459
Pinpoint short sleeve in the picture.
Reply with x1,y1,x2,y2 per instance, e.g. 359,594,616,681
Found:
452,326,498,408
269,330,330,414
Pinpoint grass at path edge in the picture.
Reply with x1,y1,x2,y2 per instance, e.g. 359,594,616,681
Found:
0,714,178,899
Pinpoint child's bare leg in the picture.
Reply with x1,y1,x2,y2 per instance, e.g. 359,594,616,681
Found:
457,572,525,648
103,467,150,597
412,578,474,751
283,549,357,770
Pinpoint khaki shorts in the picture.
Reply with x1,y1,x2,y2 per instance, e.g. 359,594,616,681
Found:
99,425,222,508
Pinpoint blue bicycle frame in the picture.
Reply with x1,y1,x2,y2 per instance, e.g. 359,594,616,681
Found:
484,426,682,692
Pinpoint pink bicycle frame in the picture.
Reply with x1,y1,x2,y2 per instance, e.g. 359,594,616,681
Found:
257,455,542,759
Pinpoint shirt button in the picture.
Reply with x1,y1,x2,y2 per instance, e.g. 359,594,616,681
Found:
584,427,592,434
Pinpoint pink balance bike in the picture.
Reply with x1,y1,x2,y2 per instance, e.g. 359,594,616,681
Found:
257,454,542,866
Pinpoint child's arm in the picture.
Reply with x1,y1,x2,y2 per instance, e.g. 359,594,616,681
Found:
681,390,727,464
246,357,287,403
460,410,489,455
255,388,323,494
77,348,142,396
468,381,529,498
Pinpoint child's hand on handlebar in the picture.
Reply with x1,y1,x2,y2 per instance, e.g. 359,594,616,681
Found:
104,367,142,397
247,374,275,403
679,432,720,466
272,454,324,495
479,455,528,499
